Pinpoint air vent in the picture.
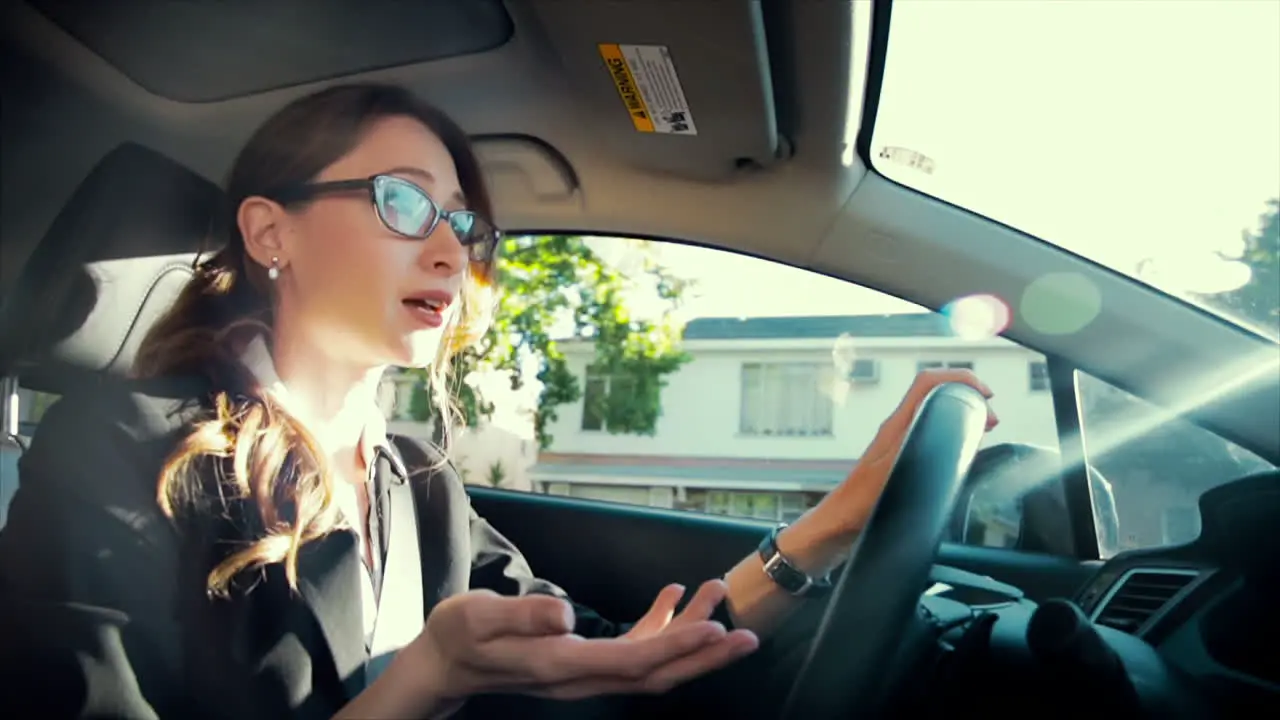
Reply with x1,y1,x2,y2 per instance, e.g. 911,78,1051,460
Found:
1093,569,1198,634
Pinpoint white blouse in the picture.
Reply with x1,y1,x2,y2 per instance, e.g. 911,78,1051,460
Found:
239,336,387,641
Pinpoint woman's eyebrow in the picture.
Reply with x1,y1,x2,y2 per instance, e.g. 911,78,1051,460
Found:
383,166,467,206
384,165,435,183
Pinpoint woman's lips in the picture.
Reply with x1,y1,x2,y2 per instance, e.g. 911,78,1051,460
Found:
400,289,454,330
402,299,444,328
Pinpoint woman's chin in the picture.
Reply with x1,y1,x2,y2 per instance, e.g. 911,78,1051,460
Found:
396,331,445,368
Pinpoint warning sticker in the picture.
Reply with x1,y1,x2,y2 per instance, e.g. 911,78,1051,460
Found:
598,43,697,135
877,146,936,175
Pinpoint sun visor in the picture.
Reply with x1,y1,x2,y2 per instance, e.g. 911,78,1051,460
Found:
28,0,514,102
535,0,783,181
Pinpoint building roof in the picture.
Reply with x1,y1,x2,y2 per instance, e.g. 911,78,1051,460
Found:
682,313,951,341
530,453,853,491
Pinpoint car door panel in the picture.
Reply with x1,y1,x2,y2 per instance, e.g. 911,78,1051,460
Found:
467,488,1097,626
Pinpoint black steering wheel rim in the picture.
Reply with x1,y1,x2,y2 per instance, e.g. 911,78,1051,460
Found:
781,382,990,719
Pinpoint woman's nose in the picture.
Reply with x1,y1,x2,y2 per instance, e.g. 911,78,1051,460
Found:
418,218,468,274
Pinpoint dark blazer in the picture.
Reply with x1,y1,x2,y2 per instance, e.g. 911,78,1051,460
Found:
0,375,775,720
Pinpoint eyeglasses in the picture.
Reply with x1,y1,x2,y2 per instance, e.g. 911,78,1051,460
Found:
266,174,500,264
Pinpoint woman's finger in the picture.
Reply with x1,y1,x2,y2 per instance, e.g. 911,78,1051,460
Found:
669,579,728,628
458,592,576,643
635,628,759,694
908,369,998,430
625,583,685,639
910,368,992,397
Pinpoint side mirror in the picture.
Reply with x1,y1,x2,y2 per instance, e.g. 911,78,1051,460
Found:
947,442,1120,557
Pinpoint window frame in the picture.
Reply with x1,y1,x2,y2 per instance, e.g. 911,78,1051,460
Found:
1054,362,1101,559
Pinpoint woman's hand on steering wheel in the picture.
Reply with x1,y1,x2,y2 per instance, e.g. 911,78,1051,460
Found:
805,368,998,546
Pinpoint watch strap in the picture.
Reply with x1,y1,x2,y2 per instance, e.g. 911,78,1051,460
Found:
757,524,832,598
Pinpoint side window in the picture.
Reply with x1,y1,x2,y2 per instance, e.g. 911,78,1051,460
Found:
14,386,59,437
388,237,1061,549
2,387,60,528
1077,372,1274,556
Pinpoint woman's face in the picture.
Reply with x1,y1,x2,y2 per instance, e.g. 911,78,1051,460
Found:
249,115,473,368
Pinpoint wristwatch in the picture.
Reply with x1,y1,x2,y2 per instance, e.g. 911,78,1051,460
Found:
757,524,832,598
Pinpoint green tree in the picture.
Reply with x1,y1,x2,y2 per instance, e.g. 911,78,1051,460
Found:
407,235,692,449
1203,198,1279,338
486,461,508,488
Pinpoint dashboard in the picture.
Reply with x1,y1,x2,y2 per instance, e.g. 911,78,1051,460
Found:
922,470,1279,717
1073,470,1280,715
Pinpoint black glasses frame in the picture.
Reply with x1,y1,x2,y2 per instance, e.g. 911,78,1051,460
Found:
265,174,500,264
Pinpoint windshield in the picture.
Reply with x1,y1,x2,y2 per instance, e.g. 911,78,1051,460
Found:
873,1,1280,339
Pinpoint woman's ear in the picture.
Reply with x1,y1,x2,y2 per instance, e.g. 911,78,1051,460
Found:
238,196,289,272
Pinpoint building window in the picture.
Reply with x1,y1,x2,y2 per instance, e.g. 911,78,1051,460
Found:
706,491,731,515
779,493,808,523
1029,361,1050,392
580,368,636,431
917,360,973,372
740,363,834,437
581,372,607,431
732,492,778,520
704,490,793,521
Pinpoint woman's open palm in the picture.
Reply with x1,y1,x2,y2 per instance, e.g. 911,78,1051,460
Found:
415,581,758,704
619,579,757,686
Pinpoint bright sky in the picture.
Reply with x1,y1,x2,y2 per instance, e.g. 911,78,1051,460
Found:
644,241,923,319
596,1,1280,334
873,0,1280,331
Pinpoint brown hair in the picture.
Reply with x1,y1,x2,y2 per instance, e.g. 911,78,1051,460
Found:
134,83,496,595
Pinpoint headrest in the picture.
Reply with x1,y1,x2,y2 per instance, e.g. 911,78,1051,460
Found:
0,143,225,393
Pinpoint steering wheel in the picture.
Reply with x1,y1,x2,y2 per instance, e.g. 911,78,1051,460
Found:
781,383,990,719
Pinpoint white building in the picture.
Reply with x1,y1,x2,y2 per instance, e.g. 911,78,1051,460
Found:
530,314,1055,522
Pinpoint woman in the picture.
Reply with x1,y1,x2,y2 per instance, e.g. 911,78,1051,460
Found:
0,84,996,719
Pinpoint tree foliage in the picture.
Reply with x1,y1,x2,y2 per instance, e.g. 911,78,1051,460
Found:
1202,197,1280,338
408,234,692,449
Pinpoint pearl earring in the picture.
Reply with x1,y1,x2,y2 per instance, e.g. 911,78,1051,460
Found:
268,257,280,281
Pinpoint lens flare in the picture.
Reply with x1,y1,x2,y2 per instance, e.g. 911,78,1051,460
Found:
942,294,1012,340
1020,272,1102,336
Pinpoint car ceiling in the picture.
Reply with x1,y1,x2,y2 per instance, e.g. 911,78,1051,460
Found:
2,0,865,281
2,0,1278,461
